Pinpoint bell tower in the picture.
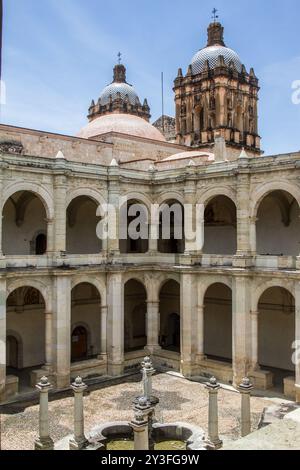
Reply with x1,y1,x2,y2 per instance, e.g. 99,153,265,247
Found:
174,20,261,154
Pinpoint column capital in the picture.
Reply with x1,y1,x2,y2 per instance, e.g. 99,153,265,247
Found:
250,310,259,317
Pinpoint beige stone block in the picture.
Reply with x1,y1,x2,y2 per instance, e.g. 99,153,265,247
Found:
249,369,274,390
284,376,296,400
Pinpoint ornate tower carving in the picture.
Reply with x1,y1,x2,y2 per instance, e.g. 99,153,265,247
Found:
174,21,261,154
88,62,151,122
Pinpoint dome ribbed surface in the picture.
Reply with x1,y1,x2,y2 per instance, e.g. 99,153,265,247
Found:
191,45,242,74
99,82,139,106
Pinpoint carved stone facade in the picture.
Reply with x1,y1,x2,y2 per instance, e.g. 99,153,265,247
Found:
174,22,260,154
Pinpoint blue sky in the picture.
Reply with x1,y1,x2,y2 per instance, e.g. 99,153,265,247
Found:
2,0,300,155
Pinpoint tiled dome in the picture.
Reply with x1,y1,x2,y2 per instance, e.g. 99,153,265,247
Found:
99,82,140,106
191,45,242,74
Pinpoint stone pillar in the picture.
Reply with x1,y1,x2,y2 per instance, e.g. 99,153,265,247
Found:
100,305,108,357
183,179,202,256
34,377,54,450
107,273,124,376
238,378,253,437
53,275,71,389
295,283,300,403
235,174,254,267
53,175,67,255
205,377,223,450
130,397,151,451
141,357,155,401
148,219,158,254
69,377,88,450
0,278,6,399
46,218,55,254
232,276,252,386
107,169,120,255
250,311,259,371
196,305,205,361
146,301,160,354
44,311,53,370
180,273,197,377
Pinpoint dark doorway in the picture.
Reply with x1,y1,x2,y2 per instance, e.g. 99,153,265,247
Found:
6,335,18,369
71,326,88,362
35,233,47,255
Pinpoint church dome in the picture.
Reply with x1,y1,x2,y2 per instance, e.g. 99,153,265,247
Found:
190,21,242,75
99,81,140,106
78,113,166,142
191,45,242,74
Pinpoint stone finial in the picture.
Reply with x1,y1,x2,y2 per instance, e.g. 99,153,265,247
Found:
71,376,87,392
206,376,220,391
241,64,247,75
239,147,249,160
187,64,193,76
238,377,254,392
36,376,52,391
110,158,119,167
217,55,226,67
55,150,65,160
177,68,183,78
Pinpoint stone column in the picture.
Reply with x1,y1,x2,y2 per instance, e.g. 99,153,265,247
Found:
0,278,6,399
180,273,197,377
53,175,67,255
205,377,223,450
235,174,254,267
238,378,253,437
148,219,159,254
53,275,71,388
107,168,120,256
69,377,88,450
44,311,53,371
107,273,124,376
146,301,161,354
232,276,252,386
183,179,202,256
196,305,206,361
250,311,259,371
130,397,151,451
46,218,55,254
34,377,54,450
100,305,108,358
295,283,300,403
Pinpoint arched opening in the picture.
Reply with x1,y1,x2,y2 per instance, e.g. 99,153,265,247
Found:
6,335,19,369
204,283,232,363
119,200,149,254
71,283,101,363
256,191,300,256
6,286,46,388
158,200,185,254
203,196,237,255
71,326,88,362
35,233,47,255
258,287,295,391
66,196,102,255
3,191,47,255
159,280,180,352
124,280,147,352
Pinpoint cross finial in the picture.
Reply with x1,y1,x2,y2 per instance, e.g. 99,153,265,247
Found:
117,52,122,65
212,8,219,23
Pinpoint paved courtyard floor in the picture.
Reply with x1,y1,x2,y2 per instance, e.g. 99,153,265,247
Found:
0,373,278,450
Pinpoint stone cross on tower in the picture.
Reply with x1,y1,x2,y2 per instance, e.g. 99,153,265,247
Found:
212,8,219,23
118,52,122,65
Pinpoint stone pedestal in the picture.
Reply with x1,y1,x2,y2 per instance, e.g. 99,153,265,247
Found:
34,377,54,451
69,377,88,450
130,397,152,451
205,377,223,450
238,377,253,438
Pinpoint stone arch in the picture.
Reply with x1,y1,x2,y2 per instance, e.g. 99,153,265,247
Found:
198,187,237,207
156,273,181,300
119,196,150,254
71,276,106,305
250,181,300,219
6,279,51,312
71,321,92,361
252,279,295,312
66,188,106,209
156,191,185,206
199,276,232,303
123,273,149,300
120,192,152,213
6,329,23,369
2,182,54,219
